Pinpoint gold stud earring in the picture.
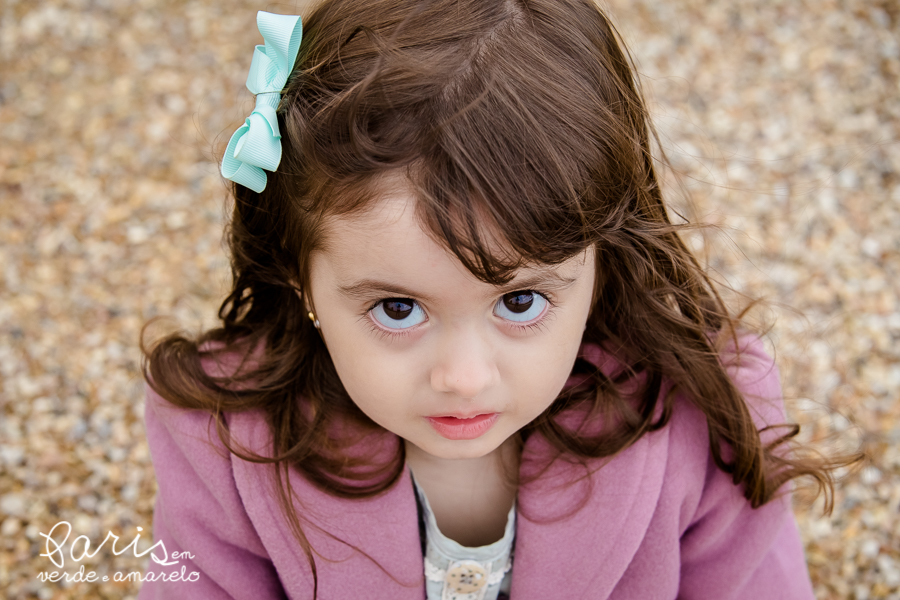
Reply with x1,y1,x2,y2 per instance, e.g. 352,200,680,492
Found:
308,311,320,329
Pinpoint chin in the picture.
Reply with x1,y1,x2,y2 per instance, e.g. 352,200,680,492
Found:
420,435,505,461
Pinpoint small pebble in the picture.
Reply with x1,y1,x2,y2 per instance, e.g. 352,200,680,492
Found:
1,0,898,597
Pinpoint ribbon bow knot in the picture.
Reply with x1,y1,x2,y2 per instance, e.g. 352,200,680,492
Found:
221,12,303,193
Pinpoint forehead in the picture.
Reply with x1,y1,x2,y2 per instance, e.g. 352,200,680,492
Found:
317,176,513,271
318,187,484,276
333,190,426,248
313,185,592,302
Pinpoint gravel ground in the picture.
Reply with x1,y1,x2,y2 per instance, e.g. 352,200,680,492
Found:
0,0,897,598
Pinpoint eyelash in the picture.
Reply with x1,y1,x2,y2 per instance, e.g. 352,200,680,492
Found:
361,291,558,340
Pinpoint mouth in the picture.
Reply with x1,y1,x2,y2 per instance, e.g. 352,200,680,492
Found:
426,413,500,440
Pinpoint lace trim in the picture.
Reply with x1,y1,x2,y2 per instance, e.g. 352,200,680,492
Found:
424,555,511,585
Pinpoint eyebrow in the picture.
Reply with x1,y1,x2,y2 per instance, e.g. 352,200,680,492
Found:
337,271,580,303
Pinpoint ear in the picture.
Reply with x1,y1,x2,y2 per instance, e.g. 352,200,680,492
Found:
291,286,314,315
293,288,309,311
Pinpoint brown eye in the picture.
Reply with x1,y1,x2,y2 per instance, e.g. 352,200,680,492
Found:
382,299,414,320
371,298,426,331
502,291,534,314
494,290,549,324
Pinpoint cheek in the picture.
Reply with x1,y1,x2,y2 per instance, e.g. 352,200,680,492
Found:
503,338,580,415
326,333,418,417
520,300,589,409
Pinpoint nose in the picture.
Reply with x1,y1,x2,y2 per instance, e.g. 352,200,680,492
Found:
429,327,499,400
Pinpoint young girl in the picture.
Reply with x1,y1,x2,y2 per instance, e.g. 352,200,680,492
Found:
137,1,849,598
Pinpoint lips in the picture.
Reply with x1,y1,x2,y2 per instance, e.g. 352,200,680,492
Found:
430,412,490,420
426,412,499,440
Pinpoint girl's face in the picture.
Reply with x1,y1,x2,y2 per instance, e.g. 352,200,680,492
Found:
306,183,596,462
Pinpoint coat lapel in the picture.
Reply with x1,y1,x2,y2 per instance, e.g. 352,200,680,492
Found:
229,411,425,600
511,343,671,599
512,424,669,598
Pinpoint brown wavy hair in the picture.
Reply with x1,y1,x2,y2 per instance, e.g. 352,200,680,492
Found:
141,0,858,591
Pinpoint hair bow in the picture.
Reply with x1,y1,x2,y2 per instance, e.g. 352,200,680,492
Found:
221,12,303,193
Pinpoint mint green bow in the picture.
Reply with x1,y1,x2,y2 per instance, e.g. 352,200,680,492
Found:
221,12,303,193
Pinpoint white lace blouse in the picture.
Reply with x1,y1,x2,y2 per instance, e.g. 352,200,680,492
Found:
411,473,515,600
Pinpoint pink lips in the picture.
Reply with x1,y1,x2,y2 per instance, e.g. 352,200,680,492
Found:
426,413,500,440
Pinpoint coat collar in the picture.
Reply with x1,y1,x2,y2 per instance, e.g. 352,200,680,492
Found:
512,416,669,598
230,411,424,598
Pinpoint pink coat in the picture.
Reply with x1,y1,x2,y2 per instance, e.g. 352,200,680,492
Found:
137,334,815,599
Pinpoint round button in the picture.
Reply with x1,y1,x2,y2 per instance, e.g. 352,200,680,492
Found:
445,561,488,594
